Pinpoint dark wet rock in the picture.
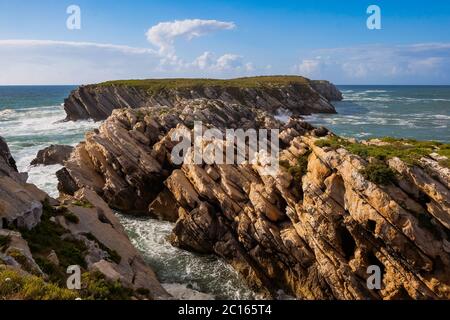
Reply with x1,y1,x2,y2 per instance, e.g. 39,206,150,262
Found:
31,145,74,166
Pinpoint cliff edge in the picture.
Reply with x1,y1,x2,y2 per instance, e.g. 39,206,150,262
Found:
63,76,342,121
57,98,450,300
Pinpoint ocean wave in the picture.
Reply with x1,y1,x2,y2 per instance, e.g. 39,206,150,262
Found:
362,90,389,93
0,105,98,138
118,215,258,300
0,108,15,117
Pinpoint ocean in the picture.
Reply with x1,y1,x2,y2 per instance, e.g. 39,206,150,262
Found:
1,84,449,299
305,85,450,142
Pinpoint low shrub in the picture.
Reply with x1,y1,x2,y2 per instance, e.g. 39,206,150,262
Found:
360,163,397,185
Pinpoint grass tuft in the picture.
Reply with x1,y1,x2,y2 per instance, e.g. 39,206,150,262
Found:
99,76,310,95
315,136,450,168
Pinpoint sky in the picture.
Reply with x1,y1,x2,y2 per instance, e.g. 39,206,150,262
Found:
0,0,449,85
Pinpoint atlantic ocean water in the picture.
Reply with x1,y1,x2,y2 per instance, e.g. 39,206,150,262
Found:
1,85,449,299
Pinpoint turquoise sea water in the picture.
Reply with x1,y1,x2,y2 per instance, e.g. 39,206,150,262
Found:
306,85,450,142
1,84,449,299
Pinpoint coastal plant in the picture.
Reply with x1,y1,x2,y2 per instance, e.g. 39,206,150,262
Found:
315,136,450,168
360,162,397,185
19,201,88,285
80,271,134,300
99,76,310,95
0,268,78,300
0,235,10,251
72,199,94,208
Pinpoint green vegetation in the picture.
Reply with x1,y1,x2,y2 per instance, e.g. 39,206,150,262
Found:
7,249,42,276
99,76,310,95
1,201,137,300
0,268,140,300
281,151,311,198
315,136,450,168
19,202,87,285
82,233,121,264
80,271,133,300
0,235,10,250
72,199,94,208
0,268,78,300
288,151,311,184
63,211,80,224
360,163,397,185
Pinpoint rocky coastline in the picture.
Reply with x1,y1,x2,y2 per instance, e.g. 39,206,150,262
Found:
63,76,341,121
2,77,450,300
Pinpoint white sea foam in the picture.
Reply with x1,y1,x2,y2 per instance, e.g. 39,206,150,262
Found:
0,105,99,197
274,108,292,123
118,215,260,300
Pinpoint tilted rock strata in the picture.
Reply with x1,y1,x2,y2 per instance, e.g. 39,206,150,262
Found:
63,80,340,121
30,144,74,166
57,100,450,299
0,136,169,299
310,80,343,101
58,99,280,214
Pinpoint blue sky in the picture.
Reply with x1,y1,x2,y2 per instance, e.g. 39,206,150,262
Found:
0,0,449,84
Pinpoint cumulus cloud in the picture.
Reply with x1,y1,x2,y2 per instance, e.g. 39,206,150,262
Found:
143,19,255,73
0,19,257,84
190,52,253,73
146,19,235,57
0,38,255,84
294,43,450,84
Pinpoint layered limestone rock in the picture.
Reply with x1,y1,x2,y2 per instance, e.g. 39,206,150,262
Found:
0,136,169,299
57,99,280,215
57,100,450,300
31,145,74,166
0,136,47,230
310,80,343,101
63,77,341,121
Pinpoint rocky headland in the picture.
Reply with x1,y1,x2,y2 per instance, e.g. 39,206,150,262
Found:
56,80,450,299
63,76,341,121
2,77,450,300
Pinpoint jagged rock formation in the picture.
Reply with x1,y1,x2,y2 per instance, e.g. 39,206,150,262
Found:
57,99,280,215
0,136,46,230
57,99,450,300
63,76,341,121
310,80,343,101
0,136,169,300
31,145,74,166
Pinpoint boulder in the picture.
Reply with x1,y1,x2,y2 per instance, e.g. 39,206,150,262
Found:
30,145,74,166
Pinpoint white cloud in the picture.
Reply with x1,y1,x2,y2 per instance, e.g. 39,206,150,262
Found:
0,40,161,85
0,19,258,84
294,43,450,84
0,39,156,54
146,19,235,57
296,59,321,77
143,19,256,73
0,39,255,84
190,52,254,72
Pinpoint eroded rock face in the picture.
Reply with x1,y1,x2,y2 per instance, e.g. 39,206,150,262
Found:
0,136,18,172
310,80,343,101
58,99,280,215
64,80,340,121
0,136,47,230
57,101,450,300
30,145,74,166
0,136,169,299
